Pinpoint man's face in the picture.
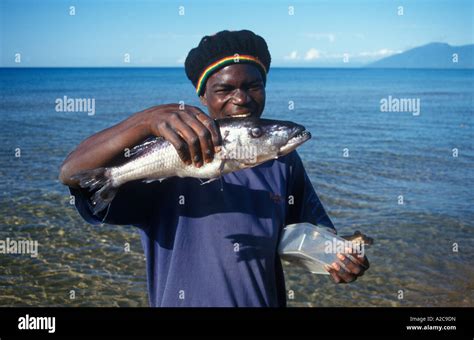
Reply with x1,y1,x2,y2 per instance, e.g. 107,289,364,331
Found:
200,64,266,119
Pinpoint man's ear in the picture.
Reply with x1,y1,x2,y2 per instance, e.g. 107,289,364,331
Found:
199,93,208,107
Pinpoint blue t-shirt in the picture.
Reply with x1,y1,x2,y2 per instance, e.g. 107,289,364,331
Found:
70,150,334,307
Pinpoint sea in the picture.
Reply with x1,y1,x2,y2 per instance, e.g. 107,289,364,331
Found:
0,67,472,306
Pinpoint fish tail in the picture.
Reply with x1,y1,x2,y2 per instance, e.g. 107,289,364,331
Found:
71,167,118,215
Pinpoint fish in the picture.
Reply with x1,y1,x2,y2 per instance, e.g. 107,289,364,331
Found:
340,230,374,247
71,117,312,214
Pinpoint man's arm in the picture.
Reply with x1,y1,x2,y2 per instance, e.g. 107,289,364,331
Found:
284,151,369,283
59,104,221,188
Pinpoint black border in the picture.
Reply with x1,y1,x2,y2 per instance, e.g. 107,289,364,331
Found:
0,307,472,338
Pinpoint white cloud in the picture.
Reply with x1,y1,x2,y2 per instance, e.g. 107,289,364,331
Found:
304,48,321,60
358,49,403,57
327,53,350,62
284,50,300,60
283,47,403,63
303,33,335,43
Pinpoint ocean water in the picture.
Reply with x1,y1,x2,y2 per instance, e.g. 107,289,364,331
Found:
0,67,472,307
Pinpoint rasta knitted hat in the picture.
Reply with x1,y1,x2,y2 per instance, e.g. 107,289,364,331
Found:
185,30,271,96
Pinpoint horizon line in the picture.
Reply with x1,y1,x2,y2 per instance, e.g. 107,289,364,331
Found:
1,66,473,70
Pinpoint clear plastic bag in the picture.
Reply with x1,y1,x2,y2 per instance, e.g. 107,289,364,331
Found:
278,223,357,275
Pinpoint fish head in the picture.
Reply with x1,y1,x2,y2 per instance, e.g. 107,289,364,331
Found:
217,117,311,167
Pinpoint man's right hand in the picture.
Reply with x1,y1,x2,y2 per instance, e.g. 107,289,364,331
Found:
144,104,221,167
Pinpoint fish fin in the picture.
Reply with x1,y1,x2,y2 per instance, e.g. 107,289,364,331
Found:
198,178,219,185
71,167,108,191
91,184,119,215
100,202,113,224
71,167,118,215
219,159,226,173
127,136,162,158
142,178,166,184
218,160,226,191
198,159,227,187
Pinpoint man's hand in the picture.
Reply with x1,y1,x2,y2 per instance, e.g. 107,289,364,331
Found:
324,247,370,283
145,104,221,168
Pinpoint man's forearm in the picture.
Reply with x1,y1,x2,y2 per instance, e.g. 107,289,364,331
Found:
59,111,151,188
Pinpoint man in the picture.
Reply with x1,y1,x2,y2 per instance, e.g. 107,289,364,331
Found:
59,30,369,307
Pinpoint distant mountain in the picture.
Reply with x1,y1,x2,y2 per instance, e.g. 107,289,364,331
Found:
367,43,473,69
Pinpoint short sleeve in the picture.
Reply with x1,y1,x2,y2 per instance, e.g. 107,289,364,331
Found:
285,151,335,231
69,180,157,229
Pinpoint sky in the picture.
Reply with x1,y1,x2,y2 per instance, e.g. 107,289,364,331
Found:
1,0,473,67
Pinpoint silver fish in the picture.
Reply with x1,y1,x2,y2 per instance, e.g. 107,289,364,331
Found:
71,117,311,214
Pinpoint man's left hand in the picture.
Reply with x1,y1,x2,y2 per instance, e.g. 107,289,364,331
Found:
324,248,370,283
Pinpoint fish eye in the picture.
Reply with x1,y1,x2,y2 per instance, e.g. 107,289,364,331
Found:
250,127,263,138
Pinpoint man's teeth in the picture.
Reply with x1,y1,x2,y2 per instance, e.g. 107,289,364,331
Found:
233,113,251,117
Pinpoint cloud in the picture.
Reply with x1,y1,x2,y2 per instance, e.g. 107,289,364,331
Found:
283,48,325,62
284,48,400,63
304,48,321,60
284,50,300,60
302,33,335,43
358,49,403,57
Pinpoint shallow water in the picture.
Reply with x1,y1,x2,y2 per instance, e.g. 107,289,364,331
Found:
0,68,472,306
